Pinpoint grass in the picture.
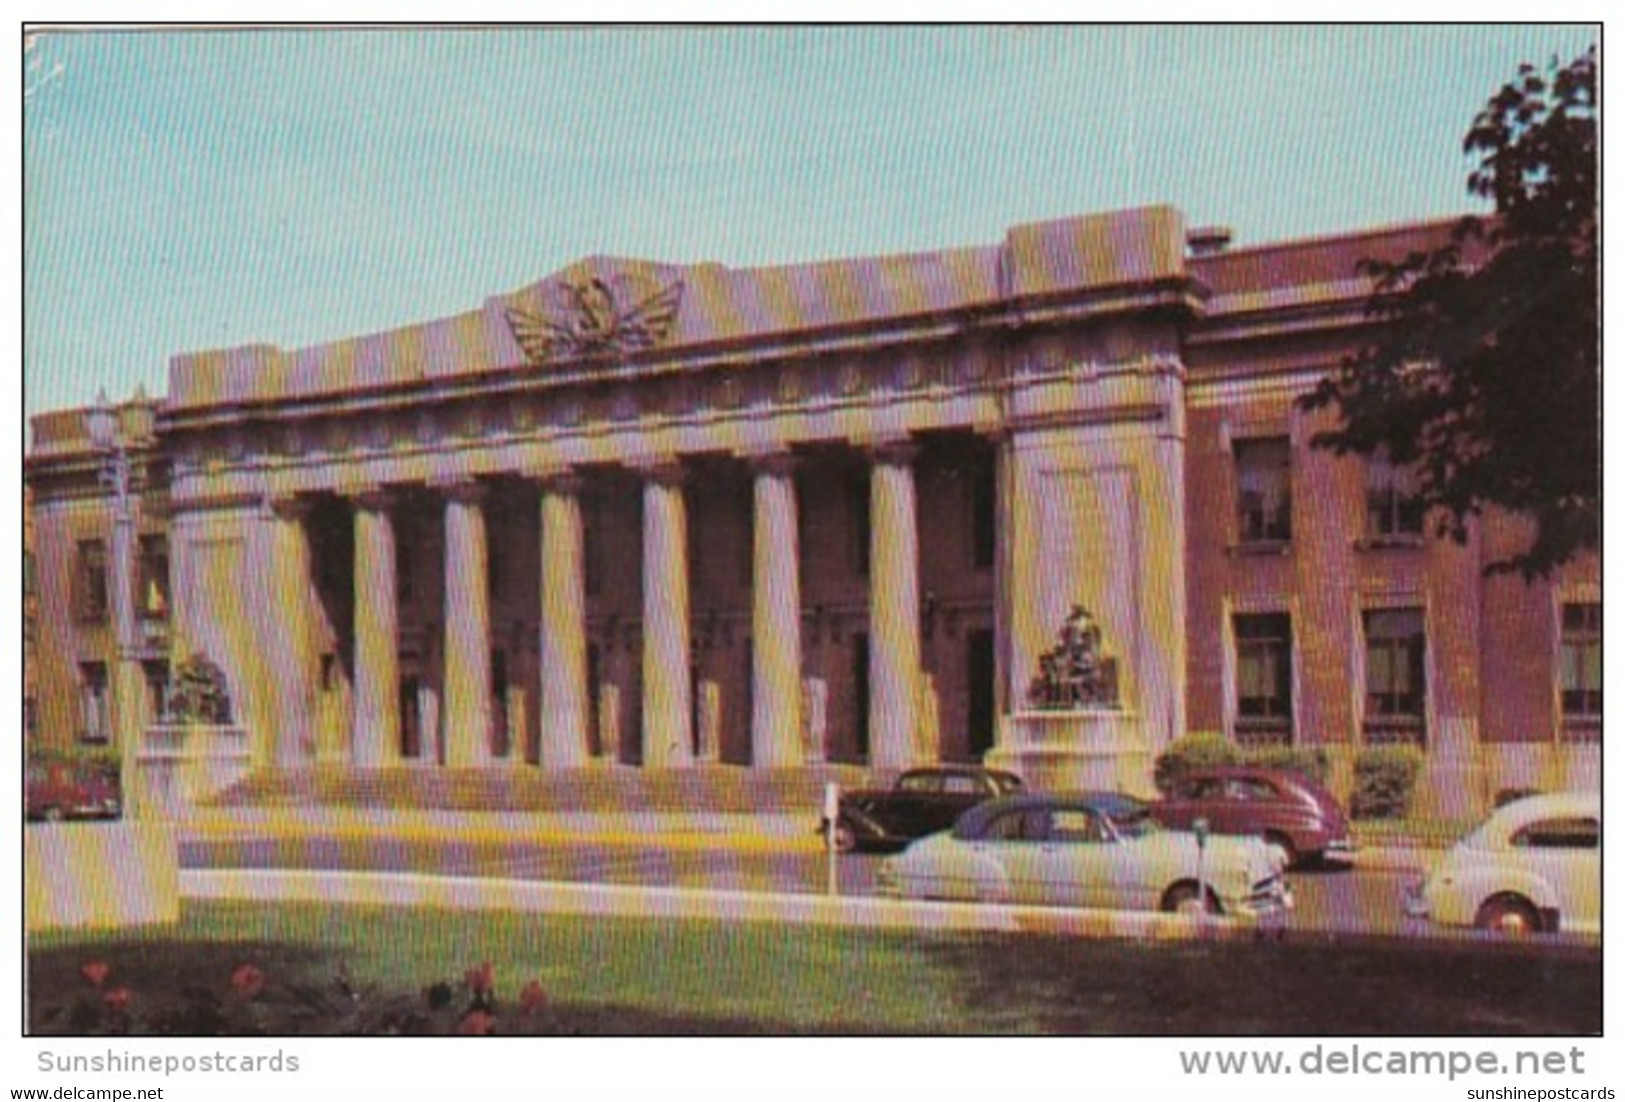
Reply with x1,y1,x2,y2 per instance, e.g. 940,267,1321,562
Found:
28,900,1600,1036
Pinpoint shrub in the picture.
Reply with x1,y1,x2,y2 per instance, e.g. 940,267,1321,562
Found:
1153,731,1241,793
1350,745,1426,819
27,745,120,783
1244,744,1332,787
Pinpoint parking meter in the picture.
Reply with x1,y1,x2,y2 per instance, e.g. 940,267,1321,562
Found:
1194,817,1210,917
824,782,841,897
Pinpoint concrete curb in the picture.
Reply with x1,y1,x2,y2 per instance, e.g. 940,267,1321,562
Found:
179,868,1268,942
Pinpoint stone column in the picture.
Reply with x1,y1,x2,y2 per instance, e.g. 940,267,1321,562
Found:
750,450,804,767
266,495,316,768
349,486,399,768
868,438,923,770
640,459,693,768
439,477,494,768
537,469,591,769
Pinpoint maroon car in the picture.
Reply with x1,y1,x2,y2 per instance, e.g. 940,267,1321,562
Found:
25,762,122,822
1153,766,1354,869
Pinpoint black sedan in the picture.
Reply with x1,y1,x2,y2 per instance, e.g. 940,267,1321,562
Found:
821,765,1024,853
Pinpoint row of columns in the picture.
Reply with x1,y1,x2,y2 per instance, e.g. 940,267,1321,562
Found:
275,439,928,771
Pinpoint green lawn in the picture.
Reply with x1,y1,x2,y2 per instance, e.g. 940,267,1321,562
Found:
28,900,1600,1035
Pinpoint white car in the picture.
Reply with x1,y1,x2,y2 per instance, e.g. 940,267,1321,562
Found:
875,792,1292,919
1406,791,1600,936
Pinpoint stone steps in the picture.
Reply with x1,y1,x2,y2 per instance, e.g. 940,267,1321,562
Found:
208,763,872,814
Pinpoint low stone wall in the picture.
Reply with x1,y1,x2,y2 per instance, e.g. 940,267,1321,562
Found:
26,821,179,933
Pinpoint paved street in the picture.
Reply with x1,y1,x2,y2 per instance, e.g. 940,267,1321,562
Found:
180,828,1444,939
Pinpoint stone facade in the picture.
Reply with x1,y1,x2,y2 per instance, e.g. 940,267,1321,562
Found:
24,205,1599,811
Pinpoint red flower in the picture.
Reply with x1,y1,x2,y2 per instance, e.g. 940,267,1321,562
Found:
230,963,265,1000
79,961,110,988
519,980,547,1014
103,987,132,1013
456,1009,496,1035
464,961,494,995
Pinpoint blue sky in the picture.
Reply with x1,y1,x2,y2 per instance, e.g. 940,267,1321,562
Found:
22,25,1600,420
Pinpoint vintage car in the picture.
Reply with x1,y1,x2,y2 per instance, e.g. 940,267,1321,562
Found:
24,761,122,822
821,765,1024,853
1153,766,1355,869
876,791,1293,920
1405,790,1599,936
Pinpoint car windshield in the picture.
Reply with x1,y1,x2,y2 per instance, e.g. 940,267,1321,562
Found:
1109,807,1161,839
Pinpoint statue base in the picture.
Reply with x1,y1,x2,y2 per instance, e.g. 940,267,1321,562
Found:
986,709,1154,798
137,724,252,820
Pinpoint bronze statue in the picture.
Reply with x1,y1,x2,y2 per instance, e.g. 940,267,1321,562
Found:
1028,605,1119,709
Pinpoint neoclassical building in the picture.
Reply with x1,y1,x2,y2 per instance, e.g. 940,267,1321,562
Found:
25,205,1599,812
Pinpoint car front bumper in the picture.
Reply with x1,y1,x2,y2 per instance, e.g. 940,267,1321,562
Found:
1232,878,1295,924
1322,836,1357,862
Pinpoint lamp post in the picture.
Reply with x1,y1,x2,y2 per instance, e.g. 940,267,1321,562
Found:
86,389,142,820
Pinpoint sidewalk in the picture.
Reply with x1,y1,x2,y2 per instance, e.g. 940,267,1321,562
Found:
178,866,1277,942
184,804,826,853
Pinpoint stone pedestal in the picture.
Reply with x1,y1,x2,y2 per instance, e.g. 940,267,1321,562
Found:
988,709,1154,798
136,724,253,821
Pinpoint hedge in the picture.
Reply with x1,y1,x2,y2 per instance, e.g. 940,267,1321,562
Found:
1154,732,1332,793
1349,745,1426,820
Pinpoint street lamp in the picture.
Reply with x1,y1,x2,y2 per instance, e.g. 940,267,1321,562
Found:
86,388,142,819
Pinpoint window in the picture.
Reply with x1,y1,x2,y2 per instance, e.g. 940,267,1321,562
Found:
984,808,1046,842
1234,437,1292,544
1364,608,1426,743
1234,612,1293,742
1560,602,1601,727
1221,777,1281,802
79,662,109,743
1512,816,1600,850
1050,809,1106,843
139,534,169,619
1366,448,1425,539
143,661,170,723
76,540,109,623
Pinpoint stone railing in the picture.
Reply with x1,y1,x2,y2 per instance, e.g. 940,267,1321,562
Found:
135,724,252,820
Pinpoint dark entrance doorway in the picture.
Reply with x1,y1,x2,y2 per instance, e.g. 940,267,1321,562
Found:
967,629,995,760
399,674,421,759
851,632,870,761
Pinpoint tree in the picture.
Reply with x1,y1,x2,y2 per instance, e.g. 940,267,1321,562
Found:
1300,47,1597,578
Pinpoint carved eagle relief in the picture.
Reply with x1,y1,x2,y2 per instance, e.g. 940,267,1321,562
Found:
505,273,685,367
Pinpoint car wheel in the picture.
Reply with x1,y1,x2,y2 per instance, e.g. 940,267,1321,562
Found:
1263,832,1298,871
832,820,858,855
1475,895,1542,936
1161,882,1222,916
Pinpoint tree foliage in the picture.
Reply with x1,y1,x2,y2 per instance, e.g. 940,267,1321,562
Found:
1301,47,1597,577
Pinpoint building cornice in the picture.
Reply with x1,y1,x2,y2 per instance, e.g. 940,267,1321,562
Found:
157,273,1207,435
